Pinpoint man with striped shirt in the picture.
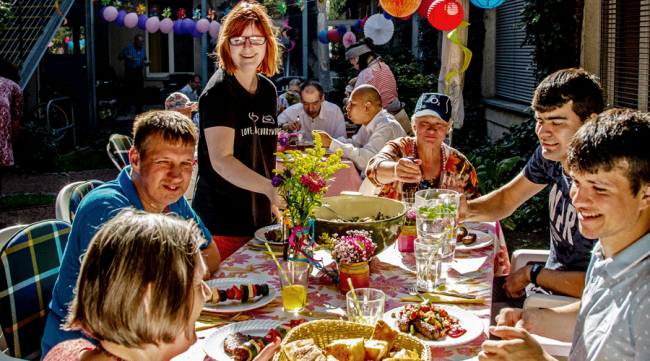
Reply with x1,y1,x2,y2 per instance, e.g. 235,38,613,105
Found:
118,35,149,115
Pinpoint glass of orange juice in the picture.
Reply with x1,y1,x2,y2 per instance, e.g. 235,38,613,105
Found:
279,261,309,313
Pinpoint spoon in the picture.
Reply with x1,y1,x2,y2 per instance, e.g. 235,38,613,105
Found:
321,204,352,222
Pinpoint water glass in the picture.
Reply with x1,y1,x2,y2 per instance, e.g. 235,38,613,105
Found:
414,238,443,291
346,288,385,326
279,261,309,313
415,189,461,265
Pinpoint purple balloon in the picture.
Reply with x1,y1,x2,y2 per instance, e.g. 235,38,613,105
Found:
124,12,138,28
191,27,203,38
100,6,107,19
181,18,194,34
208,20,221,38
103,6,118,22
115,10,127,27
137,14,148,30
337,25,347,35
196,18,210,33
160,18,174,34
145,16,160,33
173,19,183,34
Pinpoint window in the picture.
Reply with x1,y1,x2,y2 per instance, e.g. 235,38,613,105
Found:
601,0,650,111
48,26,85,55
146,0,195,76
494,0,537,104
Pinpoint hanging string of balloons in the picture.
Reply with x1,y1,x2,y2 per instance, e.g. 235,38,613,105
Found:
97,0,221,38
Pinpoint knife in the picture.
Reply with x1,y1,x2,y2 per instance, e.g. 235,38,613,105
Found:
425,290,477,299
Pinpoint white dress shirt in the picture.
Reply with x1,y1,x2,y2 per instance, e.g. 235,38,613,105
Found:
278,101,346,142
330,109,406,172
179,83,199,102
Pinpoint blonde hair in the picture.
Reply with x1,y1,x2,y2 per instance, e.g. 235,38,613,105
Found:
65,209,206,347
214,0,281,76
132,110,198,160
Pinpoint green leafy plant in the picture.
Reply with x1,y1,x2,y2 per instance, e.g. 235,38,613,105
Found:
0,2,13,41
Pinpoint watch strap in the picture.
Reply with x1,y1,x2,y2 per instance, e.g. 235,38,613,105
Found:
530,264,543,286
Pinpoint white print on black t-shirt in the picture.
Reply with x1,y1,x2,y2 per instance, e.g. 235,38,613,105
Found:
262,115,275,124
241,126,280,136
549,183,576,246
249,112,259,123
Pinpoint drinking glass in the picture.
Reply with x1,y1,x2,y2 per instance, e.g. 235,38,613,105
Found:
346,288,385,326
414,238,443,291
279,261,309,313
415,189,461,265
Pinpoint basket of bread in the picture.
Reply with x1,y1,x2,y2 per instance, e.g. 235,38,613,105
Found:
272,319,431,361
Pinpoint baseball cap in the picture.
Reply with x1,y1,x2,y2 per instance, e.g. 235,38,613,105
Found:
412,93,452,123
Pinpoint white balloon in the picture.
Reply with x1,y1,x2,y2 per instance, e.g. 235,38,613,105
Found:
209,20,221,39
196,18,210,33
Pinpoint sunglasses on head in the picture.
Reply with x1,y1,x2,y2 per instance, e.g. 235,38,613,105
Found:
229,36,267,46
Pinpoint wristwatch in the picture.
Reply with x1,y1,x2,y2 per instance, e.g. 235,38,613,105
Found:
530,264,543,286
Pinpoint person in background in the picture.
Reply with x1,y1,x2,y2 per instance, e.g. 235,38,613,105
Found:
277,78,301,114
179,73,202,102
314,85,405,173
193,0,283,261
278,80,346,143
480,108,650,361
41,110,220,356
118,34,149,115
365,92,479,200
0,59,21,199
345,38,412,136
43,209,212,361
459,69,603,310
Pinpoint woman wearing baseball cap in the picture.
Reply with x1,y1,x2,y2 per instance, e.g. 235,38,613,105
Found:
365,93,480,201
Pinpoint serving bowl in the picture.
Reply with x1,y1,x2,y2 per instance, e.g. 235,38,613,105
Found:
313,195,407,256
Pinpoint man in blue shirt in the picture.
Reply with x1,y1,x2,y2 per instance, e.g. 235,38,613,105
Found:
118,35,149,115
41,110,220,357
480,108,650,361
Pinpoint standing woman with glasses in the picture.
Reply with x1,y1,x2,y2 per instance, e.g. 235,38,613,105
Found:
192,0,283,260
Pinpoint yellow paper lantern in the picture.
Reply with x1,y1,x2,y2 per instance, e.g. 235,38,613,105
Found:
380,0,422,18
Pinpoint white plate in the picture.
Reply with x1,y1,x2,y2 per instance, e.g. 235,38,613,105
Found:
204,278,277,313
254,224,282,246
455,230,493,251
203,319,284,360
383,305,484,347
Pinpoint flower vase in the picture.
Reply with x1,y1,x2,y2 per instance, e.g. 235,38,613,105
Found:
397,225,416,252
286,223,314,269
338,261,370,294
277,144,286,153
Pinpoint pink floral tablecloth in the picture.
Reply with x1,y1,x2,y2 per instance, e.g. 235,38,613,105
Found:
175,222,509,361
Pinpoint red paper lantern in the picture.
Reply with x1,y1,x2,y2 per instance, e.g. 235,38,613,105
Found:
416,0,435,18
380,0,422,18
428,0,464,31
326,29,343,43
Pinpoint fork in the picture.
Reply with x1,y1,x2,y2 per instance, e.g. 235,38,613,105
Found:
407,284,477,299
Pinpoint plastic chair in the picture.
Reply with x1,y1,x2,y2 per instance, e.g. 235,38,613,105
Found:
106,134,133,170
67,180,104,223
54,181,85,222
0,225,26,252
0,220,72,359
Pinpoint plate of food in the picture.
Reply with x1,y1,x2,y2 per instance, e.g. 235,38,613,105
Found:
455,229,494,251
203,319,285,360
382,304,484,347
204,277,277,313
254,224,282,245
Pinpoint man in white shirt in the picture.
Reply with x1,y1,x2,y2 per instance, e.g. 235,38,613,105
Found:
278,80,346,142
315,85,406,173
179,73,201,102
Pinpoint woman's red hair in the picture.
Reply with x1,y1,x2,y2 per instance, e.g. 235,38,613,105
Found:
215,0,281,76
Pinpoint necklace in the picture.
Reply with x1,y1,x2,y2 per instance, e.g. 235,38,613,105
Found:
413,142,446,186
96,345,130,361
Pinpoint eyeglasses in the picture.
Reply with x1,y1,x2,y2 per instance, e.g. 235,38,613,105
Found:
229,36,267,46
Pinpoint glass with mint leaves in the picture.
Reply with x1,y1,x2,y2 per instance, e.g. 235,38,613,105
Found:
415,189,461,266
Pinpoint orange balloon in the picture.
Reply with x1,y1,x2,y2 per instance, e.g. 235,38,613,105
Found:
380,0,422,18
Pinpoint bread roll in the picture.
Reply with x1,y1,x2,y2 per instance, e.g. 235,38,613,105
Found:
325,338,365,361
371,319,398,351
384,349,423,361
284,339,327,361
364,339,388,361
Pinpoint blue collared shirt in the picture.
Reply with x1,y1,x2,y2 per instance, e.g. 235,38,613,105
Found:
569,233,650,360
119,43,147,70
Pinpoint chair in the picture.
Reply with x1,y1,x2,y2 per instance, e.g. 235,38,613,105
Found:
0,225,26,252
0,220,72,359
54,181,85,222
106,134,133,170
67,180,104,223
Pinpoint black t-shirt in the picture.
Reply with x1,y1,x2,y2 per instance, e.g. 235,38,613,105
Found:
193,68,278,236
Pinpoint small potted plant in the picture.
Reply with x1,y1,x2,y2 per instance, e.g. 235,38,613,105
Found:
328,230,376,293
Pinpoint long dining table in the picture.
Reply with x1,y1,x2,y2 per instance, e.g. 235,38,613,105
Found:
175,221,511,361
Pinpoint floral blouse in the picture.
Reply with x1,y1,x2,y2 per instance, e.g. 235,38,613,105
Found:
365,137,480,200
0,76,22,167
